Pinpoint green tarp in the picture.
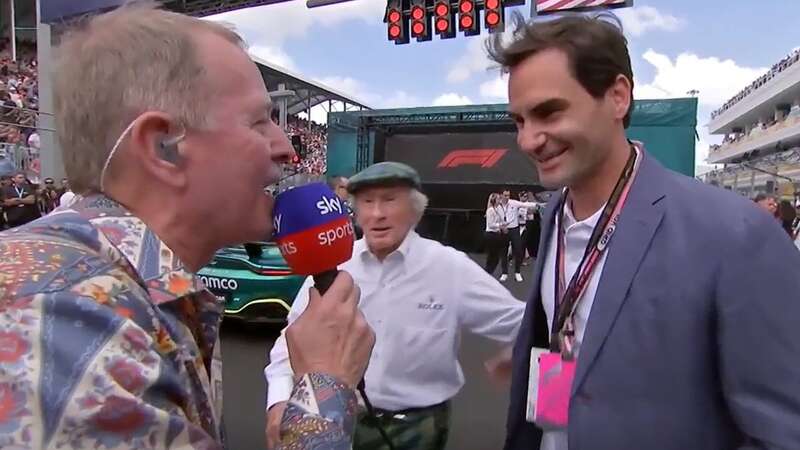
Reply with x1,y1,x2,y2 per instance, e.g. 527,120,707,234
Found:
327,97,698,179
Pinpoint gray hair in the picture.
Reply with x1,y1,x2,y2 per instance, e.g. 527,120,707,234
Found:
53,1,246,193
350,188,429,223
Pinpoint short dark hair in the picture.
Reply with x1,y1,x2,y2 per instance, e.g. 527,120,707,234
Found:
487,12,635,128
326,175,347,190
754,193,775,203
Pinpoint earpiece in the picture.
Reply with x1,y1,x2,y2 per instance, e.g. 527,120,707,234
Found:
156,133,183,164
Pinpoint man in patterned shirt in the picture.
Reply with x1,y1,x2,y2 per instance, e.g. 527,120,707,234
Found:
0,4,373,449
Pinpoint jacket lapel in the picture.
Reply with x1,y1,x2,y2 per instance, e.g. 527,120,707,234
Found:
571,153,666,395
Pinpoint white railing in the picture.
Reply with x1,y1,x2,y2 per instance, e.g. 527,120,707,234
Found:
0,143,38,177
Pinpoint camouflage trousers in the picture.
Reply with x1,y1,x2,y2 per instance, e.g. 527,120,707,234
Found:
354,402,451,450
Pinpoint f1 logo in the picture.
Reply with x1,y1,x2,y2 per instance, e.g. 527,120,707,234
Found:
438,149,508,168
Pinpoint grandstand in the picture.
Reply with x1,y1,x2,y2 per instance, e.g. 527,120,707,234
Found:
0,0,40,179
702,47,800,200
12,0,368,181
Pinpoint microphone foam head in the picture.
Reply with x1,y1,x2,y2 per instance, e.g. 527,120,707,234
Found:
273,182,355,275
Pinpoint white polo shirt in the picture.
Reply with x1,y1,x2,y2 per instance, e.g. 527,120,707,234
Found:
540,201,609,450
264,231,526,411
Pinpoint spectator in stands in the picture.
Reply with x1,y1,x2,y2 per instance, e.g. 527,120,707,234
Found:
27,130,39,150
1,171,40,228
0,174,8,229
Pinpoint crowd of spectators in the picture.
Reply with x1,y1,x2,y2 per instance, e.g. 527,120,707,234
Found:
709,99,800,155
0,39,39,149
285,115,328,175
712,48,800,120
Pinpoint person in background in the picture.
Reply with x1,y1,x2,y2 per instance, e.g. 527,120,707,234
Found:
265,162,525,450
0,4,374,449
754,192,779,218
1,171,39,228
0,174,8,229
59,182,77,207
520,191,542,264
39,177,60,213
328,173,362,239
499,189,539,282
488,12,800,450
485,192,509,274
778,199,797,238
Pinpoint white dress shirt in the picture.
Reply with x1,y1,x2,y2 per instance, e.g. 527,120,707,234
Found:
486,207,504,232
539,201,609,450
265,231,525,411
504,199,539,229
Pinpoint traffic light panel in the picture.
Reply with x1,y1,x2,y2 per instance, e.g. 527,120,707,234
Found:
484,0,504,32
409,0,431,42
386,0,408,45
458,0,479,36
433,0,455,39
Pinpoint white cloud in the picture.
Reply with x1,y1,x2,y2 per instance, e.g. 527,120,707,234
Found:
616,6,685,37
479,74,508,101
249,44,296,71
634,50,767,108
633,49,767,171
432,93,473,106
447,38,492,83
316,76,420,109
208,0,385,48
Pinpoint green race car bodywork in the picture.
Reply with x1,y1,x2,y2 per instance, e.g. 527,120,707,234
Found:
198,243,306,323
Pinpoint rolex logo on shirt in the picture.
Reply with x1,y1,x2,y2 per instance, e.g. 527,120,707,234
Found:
418,297,444,311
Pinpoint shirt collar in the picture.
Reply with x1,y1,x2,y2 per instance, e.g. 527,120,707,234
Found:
562,198,606,231
71,194,208,305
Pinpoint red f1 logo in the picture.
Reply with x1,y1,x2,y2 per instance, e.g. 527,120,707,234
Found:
438,149,508,168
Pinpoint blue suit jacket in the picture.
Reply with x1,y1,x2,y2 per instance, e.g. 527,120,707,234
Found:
504,153,800,450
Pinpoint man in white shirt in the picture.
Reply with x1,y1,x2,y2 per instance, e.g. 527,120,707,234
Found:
265,162,525,450
499,189,539,282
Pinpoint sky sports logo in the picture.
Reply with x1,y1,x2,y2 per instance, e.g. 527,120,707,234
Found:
437,149,508,169
273,194,343,236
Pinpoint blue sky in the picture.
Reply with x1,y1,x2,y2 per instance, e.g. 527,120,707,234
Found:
209,0,800,168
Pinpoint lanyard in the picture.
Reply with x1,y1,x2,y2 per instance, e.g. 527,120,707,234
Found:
551,145,640,357
14,186,25,199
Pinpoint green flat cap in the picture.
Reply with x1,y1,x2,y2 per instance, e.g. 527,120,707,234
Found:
347,161,422,194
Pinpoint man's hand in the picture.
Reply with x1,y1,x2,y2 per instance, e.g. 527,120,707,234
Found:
484,346,514,387
285,271,374,388
265,401,287,450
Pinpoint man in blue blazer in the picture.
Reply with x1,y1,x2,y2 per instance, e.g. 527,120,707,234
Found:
488,13,800,450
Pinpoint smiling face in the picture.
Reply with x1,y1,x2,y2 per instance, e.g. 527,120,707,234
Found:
508,48,625,191
354,185,417,259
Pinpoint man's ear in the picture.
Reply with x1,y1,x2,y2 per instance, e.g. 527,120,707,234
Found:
608,74,633,124
127,112,187,189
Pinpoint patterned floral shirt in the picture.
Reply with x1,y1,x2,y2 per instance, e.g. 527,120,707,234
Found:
0,195,357,449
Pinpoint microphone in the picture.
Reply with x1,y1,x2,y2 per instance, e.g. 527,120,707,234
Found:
272,182,397,450
272,182,355,294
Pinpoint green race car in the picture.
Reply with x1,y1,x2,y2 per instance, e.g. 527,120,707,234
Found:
198,242,307,323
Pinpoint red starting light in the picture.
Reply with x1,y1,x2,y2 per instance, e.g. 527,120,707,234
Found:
486,0,500,9
411,6,424,20
460,14,473,29
388,9,401,23
435,3,448,16
436,18,449,32
389,24,402,38
412,22,425,35
459,0,474,13
486,11,500,26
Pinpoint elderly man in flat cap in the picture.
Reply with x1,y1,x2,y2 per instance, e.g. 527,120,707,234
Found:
265,162,526,450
